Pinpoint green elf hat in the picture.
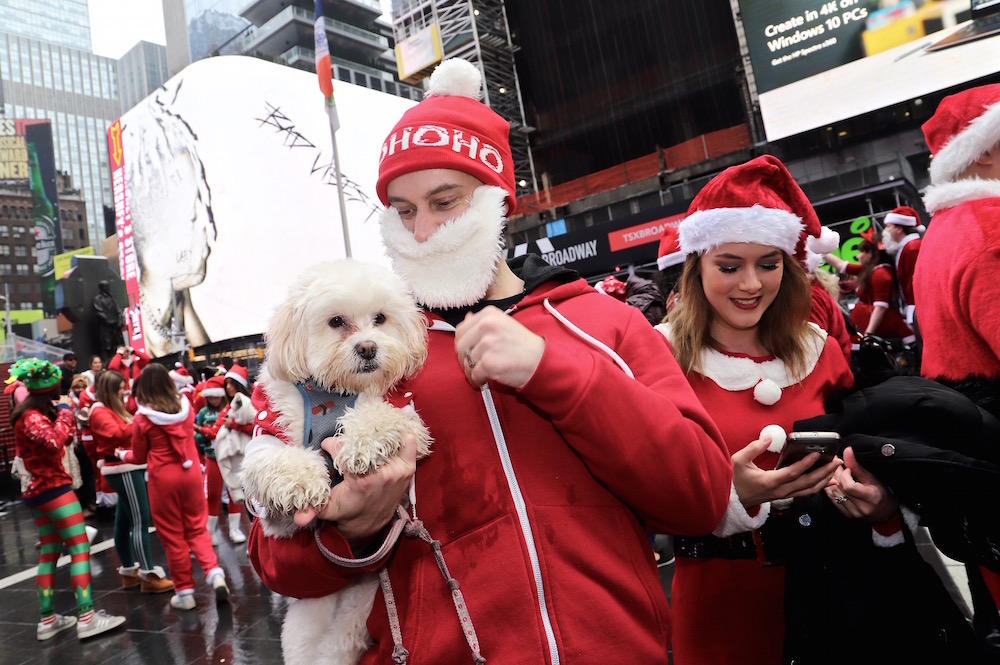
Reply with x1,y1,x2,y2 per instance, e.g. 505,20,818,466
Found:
5,358,62,394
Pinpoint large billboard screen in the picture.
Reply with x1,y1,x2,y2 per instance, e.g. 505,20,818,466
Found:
0,118,63,311
111,55,415,357
739,0,1000,140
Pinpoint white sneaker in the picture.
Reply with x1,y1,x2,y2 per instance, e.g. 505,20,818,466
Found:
211,573,230,602
37,614,77,641
85,525,98,544
76,610,125,640
170,593,196,611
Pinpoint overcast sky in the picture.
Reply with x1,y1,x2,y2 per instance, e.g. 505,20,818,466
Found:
88,0,393,60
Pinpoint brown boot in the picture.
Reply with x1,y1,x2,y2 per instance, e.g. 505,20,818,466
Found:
118,566,141,590
139,570,174,594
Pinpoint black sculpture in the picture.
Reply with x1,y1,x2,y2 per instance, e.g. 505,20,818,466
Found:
92,280,124,361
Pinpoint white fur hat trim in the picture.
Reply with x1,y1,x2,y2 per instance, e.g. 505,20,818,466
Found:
657,251,685,270
679,205,804,256
426,58,483,100
930,100,1000,185
806,226,840,255
760,424,787,453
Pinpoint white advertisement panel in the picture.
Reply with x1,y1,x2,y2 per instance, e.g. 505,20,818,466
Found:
117,55,415,357
738,0,1000,140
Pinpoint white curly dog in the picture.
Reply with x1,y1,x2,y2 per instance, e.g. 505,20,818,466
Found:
240,259,431,665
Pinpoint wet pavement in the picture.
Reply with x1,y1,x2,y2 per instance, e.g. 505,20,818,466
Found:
0,497,677,665
0,499,286,665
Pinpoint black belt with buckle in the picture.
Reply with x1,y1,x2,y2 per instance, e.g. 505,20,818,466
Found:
675,521,790,566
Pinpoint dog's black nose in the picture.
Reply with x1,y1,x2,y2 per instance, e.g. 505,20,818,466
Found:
355,341,377,360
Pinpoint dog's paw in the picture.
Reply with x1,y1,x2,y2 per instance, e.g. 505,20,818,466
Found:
335,401,432,476
240,445,331,520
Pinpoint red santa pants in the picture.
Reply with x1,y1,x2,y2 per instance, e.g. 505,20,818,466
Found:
146,461,218,592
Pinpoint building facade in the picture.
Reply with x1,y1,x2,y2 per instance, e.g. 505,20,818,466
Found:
163,0,422,99
0,30,122,254
117,41,170,111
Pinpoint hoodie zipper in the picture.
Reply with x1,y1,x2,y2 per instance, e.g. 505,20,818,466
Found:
480,383,561,665
429,317,560,663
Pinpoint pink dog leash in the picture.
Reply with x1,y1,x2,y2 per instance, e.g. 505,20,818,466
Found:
313,488,486,663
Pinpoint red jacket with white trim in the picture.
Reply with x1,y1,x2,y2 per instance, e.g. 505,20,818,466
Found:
247,269,732,664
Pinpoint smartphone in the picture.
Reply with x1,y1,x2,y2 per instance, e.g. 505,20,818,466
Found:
775,431,841,471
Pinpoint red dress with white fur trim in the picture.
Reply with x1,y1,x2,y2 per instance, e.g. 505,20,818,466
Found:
657,324,852,665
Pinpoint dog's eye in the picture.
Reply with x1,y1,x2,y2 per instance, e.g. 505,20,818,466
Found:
328,316,346,328
374,313,386,326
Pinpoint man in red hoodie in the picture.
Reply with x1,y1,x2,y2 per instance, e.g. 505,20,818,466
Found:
247,58,732,664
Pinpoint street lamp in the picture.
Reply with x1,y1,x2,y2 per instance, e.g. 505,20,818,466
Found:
1,282,12,340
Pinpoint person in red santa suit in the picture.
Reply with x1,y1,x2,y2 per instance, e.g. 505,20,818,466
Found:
75,376,117,510
106,345,150,414
246,57,732,664
879,205,924,326
168,363,196,407
805,245,853,365
197,365,252,545
916,82,1000,647
824,230,914,344
117,363,229,612
655,155,900,665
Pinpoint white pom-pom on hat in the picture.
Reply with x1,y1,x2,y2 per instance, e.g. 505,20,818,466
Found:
804,250,824,274
806,226,840,255
753,378,782,406
426,59,483,100
760,424,787,453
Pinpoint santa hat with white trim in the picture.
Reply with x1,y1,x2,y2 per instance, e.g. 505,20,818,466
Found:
679,155,824,262
225,364,248,389
201,375,226,398
169,362,193,388
923,83,1000,186
657,225,684,271
883,205,926,233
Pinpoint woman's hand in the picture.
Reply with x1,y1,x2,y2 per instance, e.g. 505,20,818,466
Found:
733,434,841,509
825,447,899,523
292,434,417,553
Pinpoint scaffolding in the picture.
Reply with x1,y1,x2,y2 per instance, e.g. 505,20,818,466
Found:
389,0,538,197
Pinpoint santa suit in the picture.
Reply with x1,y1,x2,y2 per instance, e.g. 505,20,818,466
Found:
123,399,218,593
809,282,852,365
656,323,854,665
915,180,1000,383
107,350,150,413
844,262,913,341
78,385,115,500
247,256,732,664
894,233,921,323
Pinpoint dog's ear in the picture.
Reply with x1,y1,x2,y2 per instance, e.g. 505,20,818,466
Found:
263,273,316,383
399,300,429,379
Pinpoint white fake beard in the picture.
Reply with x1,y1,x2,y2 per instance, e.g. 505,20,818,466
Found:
881,232,900,256
380,185,507,309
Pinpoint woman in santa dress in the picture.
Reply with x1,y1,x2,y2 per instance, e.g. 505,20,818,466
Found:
824,232,913,343
656,155,899,665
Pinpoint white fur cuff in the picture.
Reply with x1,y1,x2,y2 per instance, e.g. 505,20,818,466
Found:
680,205,804,257
713,481,771,538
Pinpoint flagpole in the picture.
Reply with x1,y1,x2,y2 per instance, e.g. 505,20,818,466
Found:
328,106,352,258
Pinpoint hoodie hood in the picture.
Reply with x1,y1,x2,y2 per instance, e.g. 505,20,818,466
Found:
136,396,190,426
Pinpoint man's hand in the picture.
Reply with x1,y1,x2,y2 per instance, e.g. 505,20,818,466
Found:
455,307,545,389
293,434,418,553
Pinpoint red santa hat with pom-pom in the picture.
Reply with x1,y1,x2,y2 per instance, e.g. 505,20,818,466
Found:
375,58,516,213
679,154,825,264
883,205,926,233
923,83,1000,186
169,363,193,389
657,224,684,271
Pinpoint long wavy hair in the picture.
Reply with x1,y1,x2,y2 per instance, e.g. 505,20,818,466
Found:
856,239,899,303
668,249,819,380
134,364,182,415
10,386,59,426
95,371,132,423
